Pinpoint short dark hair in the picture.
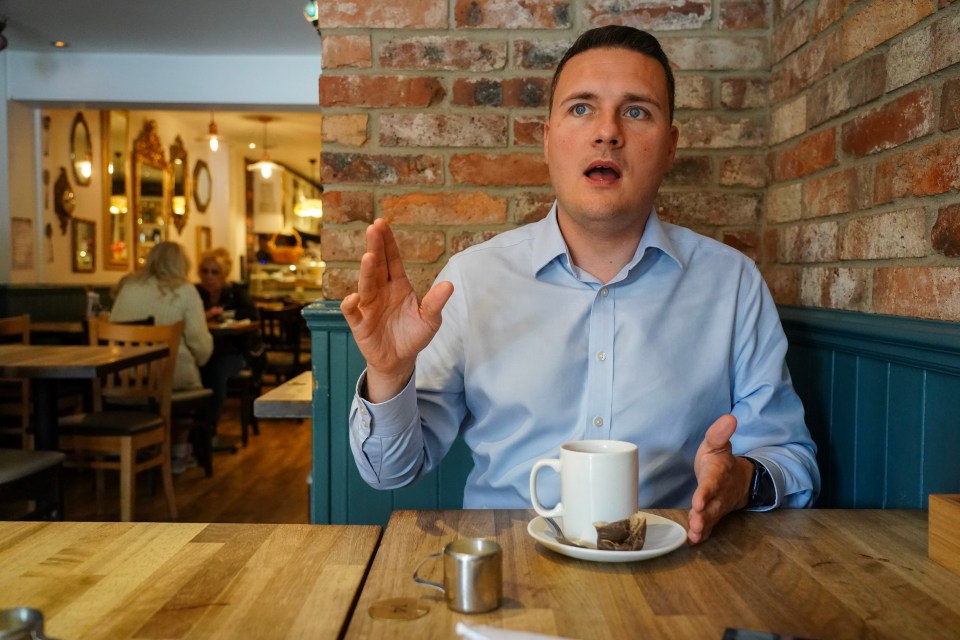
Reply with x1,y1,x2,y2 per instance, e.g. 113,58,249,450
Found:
548,26,675,122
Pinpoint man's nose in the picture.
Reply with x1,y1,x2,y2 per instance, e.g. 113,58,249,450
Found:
593,110,623,147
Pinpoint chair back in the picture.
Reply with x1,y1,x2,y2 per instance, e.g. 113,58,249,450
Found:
87,318,183,421
259,305,304,361
0,315,30,345
0,315,31,447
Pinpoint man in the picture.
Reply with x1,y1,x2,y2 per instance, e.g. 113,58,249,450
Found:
341,26,820,544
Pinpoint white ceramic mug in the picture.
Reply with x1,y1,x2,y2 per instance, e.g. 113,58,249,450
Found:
529,440,639,546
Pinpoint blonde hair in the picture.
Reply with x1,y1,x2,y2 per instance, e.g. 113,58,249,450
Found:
198,247,233,282
117,241,190,296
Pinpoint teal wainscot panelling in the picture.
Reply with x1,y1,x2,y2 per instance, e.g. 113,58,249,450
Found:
304,300,472,526
779,305,960,509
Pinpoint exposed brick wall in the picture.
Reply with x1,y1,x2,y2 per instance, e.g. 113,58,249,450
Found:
317,0,960,324
767,0,960,321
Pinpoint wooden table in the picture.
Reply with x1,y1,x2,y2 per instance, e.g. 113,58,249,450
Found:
254,371,312,419
344,509,960,639
0,521,380,639
0,344,168,450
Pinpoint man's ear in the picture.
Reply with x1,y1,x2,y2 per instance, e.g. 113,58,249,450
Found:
542,119,551,161
666,124,679,169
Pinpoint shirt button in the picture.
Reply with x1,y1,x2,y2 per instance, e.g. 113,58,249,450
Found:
600,288,609,297
593,416,604,427
597,351,606,361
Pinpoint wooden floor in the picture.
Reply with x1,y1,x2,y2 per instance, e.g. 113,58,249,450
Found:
61,396,313,524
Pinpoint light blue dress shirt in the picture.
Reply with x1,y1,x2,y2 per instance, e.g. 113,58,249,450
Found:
349,206,820,511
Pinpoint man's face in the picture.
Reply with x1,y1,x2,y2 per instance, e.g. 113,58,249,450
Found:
544,47,678,234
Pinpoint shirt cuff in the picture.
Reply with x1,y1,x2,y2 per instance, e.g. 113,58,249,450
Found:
354,368,419,438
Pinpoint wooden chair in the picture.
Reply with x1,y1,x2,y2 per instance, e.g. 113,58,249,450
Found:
57,319,182,522
0,448,66,520
260,305,310,384
0,315,31,449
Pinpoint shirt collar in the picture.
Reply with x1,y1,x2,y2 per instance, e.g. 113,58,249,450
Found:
530,203,684,278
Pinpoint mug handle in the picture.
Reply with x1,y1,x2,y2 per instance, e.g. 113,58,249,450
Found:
412,553,444,593
529,459,562,518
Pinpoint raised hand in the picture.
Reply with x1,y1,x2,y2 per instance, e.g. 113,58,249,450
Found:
340,219,454,402
686,414,754,545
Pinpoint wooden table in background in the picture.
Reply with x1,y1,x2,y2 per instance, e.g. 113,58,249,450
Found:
344,509,960,640
0,521,380,639
254,370,312,419
0,344,169,450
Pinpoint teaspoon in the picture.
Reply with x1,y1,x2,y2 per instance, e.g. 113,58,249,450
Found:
543,516,589,549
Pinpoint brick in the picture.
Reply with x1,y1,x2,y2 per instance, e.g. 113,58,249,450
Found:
455,0,572,29
379,37,507,72
675,76,712,110
771,30,839,101
719,154,768,187
583,0,711,30
392,229,447,263
720,78,768,109
322,152,443,185
874,267,960,321
322,114,369,147
513,192,555,224
450,153,550,186
841,0,934,63
317,0,447,28
722,230,760,261
664,155,713,186
320,76,445,108
513,115,545,146
932,203,960,256
656,192,761,226
800,267,870,311
770,95,807,145
322,267,360,302
452,77,550,108
933,9,960,73
381,192,508,225
874,135,960,203
405,265,445,302
841,88,935,157
663,37,769,71
322,35,372,69
777,221,839,263
380,114,508,147
773,0,806,21
321,227,367,261
813,0,851,34
677,115,766,148
720,0,767,30
773,3,811,62
803,167,870,219
770,129,836,181
450,230,502,254
886,21,934,92
839,208,928,260
766,183,803,223
321,191,375,224
943,78,960,132
807,53,886,127
513,39,574,70
762,266,800,305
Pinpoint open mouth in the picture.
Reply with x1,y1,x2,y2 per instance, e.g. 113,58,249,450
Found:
584,161,622,183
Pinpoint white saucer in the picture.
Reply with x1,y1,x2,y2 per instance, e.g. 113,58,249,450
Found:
527,514,687,563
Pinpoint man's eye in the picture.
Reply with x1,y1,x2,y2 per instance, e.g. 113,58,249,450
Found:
572,104,589,116
625,107,647,119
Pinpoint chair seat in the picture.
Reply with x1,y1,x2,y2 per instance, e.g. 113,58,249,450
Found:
171,388,214,404
59,411,164,436
0,449,66,483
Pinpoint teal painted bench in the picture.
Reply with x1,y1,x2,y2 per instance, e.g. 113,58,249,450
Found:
305,301,960,525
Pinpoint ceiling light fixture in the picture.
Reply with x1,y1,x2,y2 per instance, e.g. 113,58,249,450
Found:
295,158,324,219
207,112,220,152
246,116,281,180
303,1,321,37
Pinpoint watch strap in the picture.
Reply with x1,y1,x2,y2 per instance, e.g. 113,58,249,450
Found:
744,456,776,509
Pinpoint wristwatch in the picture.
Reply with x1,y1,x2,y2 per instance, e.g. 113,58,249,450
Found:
744,457,776,509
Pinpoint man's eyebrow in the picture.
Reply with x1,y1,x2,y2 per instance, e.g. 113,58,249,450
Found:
559,91,665,111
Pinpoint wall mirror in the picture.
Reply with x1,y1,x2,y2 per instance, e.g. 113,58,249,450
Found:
101,110,130,270
196,225,212,259
71,219,96,272
70,112,93,186
193,159,212,213
170,135,190,233
132,120,169,268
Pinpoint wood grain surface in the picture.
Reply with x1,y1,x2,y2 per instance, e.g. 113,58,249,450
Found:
344,509,960,640
254,371,313,419
0,521,380,639
0,345,168,379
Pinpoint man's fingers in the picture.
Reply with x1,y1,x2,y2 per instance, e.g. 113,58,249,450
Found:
703,414,737,451
340,293,361,324
420,281,454,326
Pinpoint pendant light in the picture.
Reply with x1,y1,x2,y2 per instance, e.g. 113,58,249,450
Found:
247,115,281,180
295,158,324,219
207,112,220,152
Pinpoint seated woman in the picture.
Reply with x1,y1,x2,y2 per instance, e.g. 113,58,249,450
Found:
195,248,263,435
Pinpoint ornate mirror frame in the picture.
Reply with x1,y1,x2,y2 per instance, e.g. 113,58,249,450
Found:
71,218,96,273
70,112,94,187
53,167,75,234
100,110,131,270
132,120,169,268
193,159,212,213
169,135,190,234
